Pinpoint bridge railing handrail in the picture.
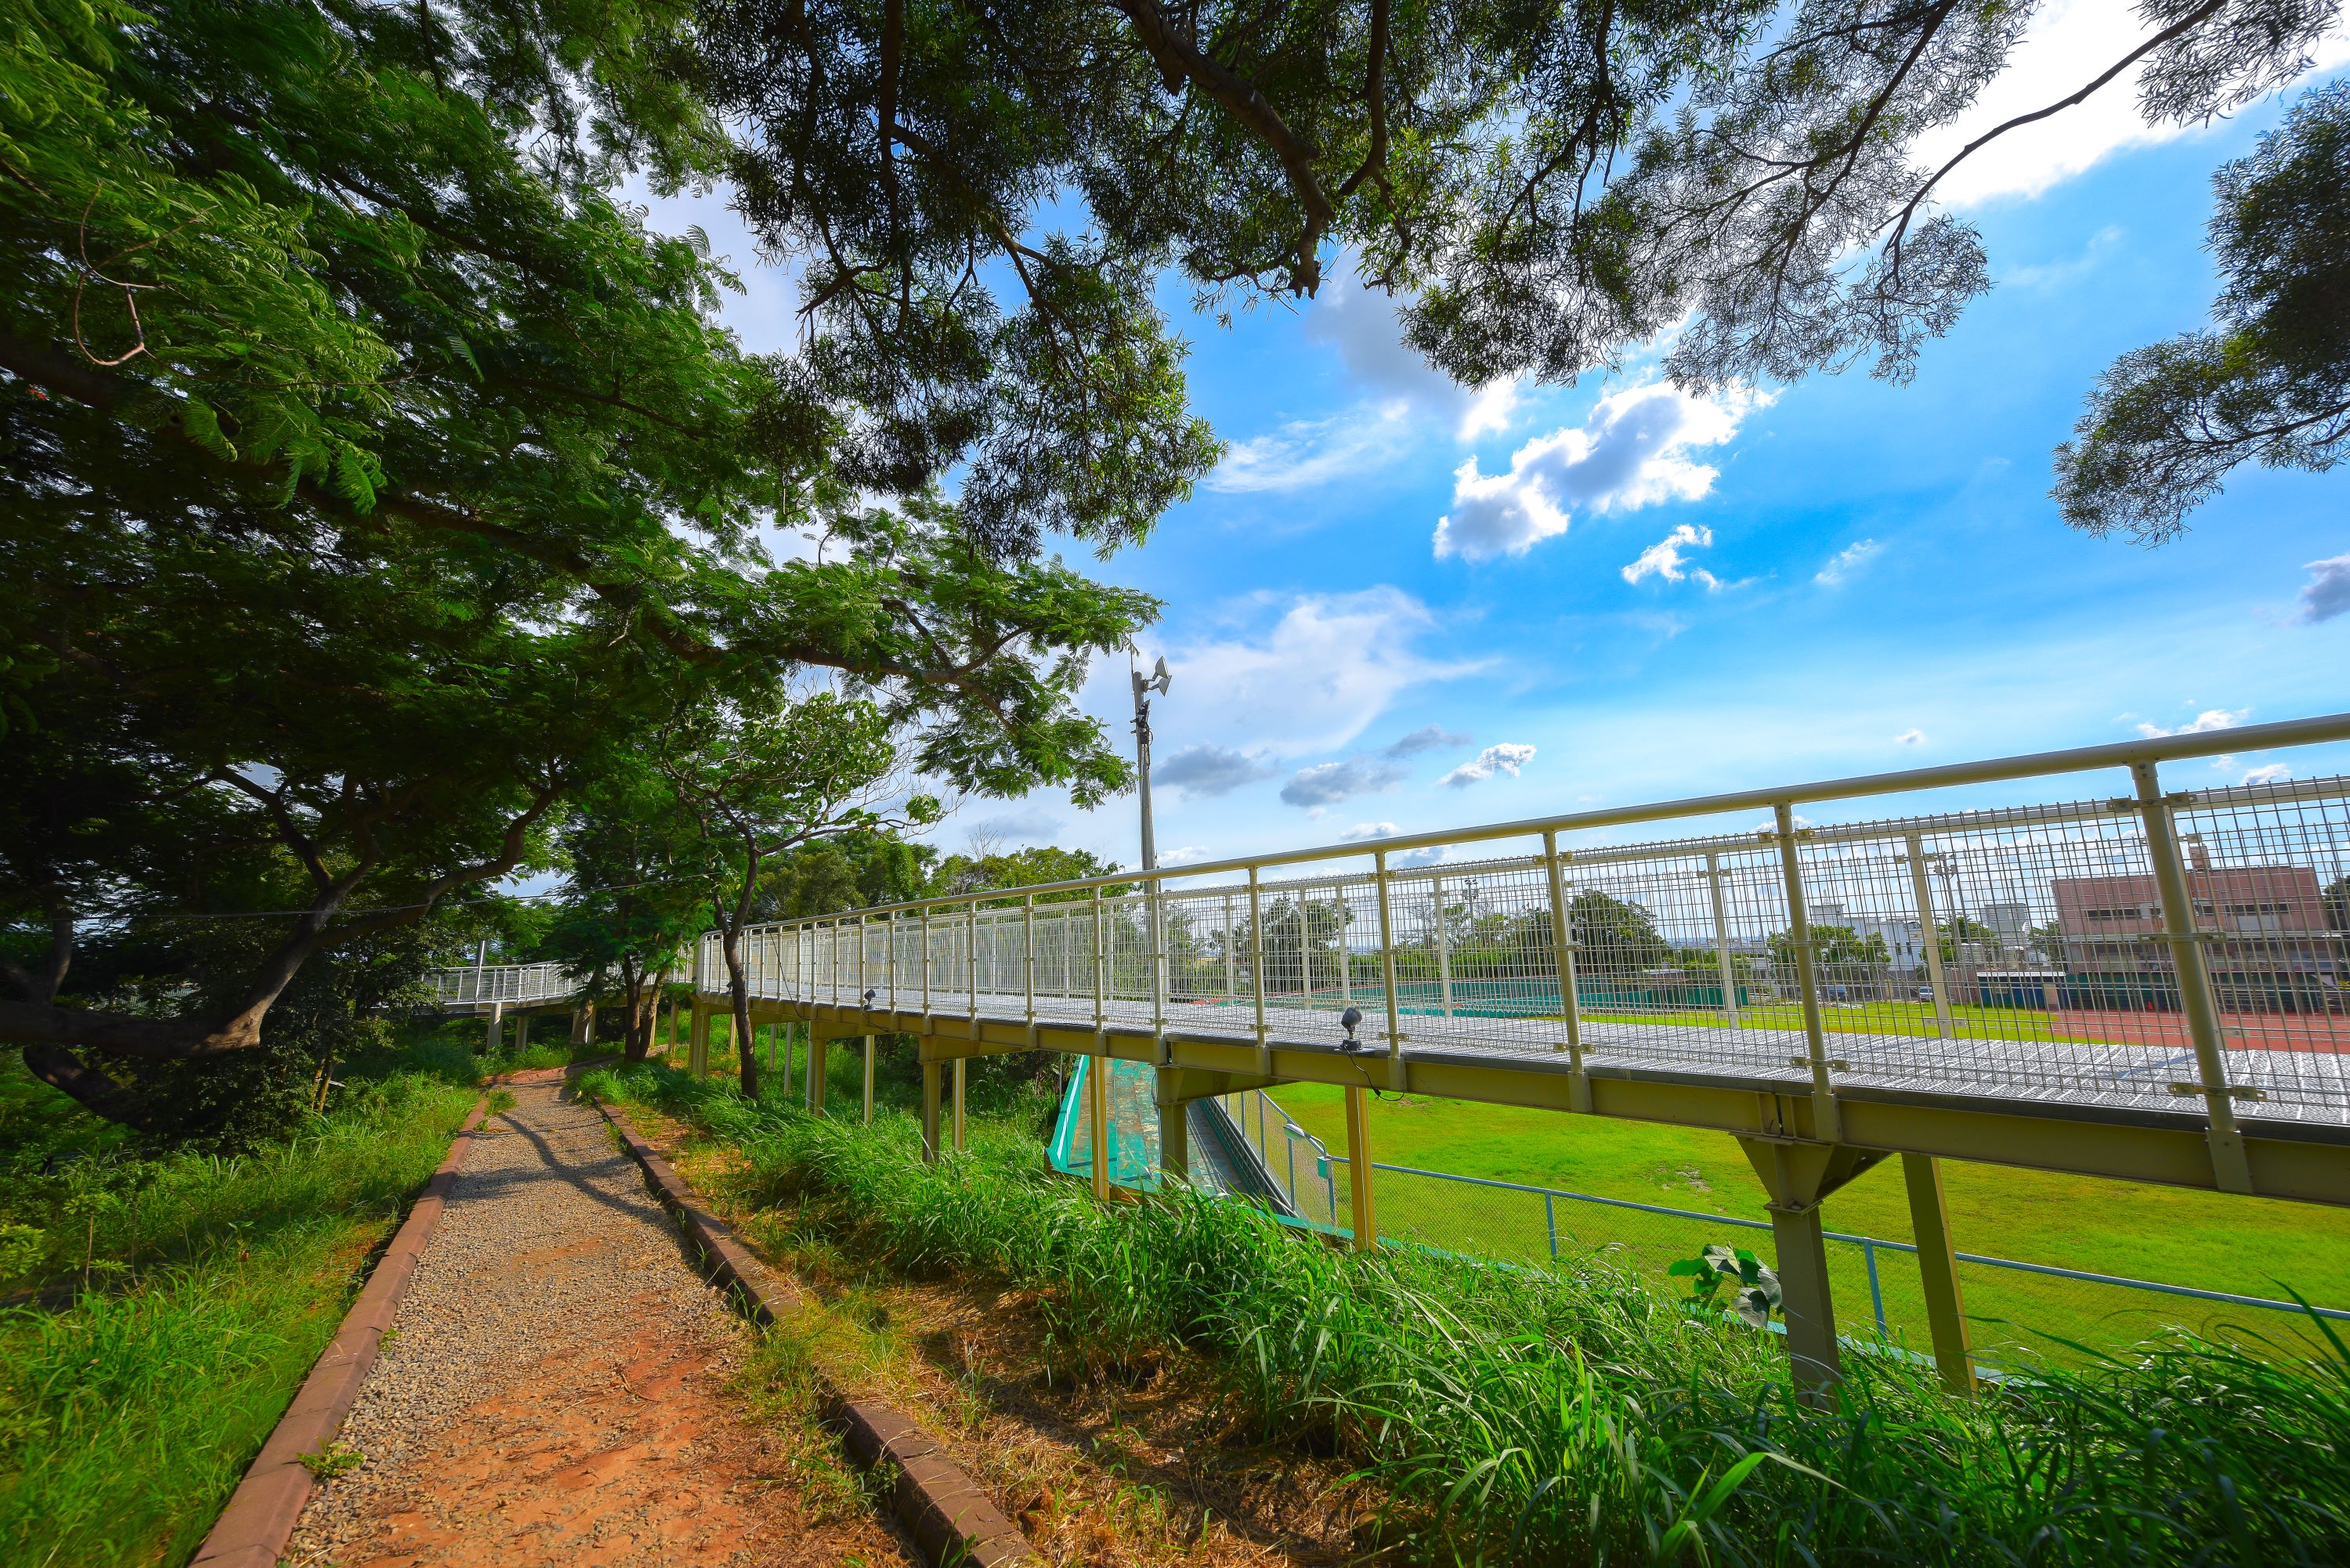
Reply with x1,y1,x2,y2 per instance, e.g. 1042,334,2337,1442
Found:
718,710,2350,921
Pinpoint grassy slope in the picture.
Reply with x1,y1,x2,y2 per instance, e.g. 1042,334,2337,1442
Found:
606,1069,2350,1568
0,1037,485,1568
1267,1082,2350,1362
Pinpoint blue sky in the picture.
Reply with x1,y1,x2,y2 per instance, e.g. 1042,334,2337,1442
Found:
645,0,2350,872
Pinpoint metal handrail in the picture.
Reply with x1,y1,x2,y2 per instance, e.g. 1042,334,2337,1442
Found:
723,710,2350,919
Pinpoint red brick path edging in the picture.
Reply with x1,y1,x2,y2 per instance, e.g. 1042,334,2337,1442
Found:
589,1094,1036,1568
188,1092,494,1568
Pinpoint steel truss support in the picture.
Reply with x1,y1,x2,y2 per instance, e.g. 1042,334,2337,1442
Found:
1344,1084,1377,1251
1903,1153,1975,1393
1150,1066,1286,1186
1737,1139,1889,1396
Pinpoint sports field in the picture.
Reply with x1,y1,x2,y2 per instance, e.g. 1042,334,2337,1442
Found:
1264,1082,2350,1366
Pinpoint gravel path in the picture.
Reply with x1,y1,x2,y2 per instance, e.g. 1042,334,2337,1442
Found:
286,1072,911,1568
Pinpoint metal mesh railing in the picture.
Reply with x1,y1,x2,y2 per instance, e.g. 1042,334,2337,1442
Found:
428,962,580,1007
705,753,2350,1131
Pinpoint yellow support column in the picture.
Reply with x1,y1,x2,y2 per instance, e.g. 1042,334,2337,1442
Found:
952,1058,967,1152
862,1035,876,1125
1343,1085,1376,1251
920,1060,942,1164
1903,1154,1976,1394
688,1004,710,1078
808,1031,829,1117
1156,1068,1190,1183
1087,1054,1111,1201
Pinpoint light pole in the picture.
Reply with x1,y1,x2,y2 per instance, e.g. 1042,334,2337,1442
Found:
1131,655,1170,873
1131,655,1172,1053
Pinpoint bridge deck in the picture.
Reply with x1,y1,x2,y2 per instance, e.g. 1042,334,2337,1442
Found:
755,983,2350,1136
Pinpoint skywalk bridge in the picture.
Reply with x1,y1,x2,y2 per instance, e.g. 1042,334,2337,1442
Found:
428,961,591,1050
686,713,2350,1392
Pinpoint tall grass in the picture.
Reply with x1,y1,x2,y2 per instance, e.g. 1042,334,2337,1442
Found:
592,1062,2350,1567
0,1056,476,1567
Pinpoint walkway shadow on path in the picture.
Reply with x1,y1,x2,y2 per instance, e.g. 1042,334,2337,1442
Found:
453,1099,676,1233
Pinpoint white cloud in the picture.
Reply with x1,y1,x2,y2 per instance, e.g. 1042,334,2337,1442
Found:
1209,276,1520,493
1282,756,1408,807
1916,0,2350,209
1434,381,1770,562
1341,821,1400,841
2000,225,2126,291
2136,707,2249,738
1384,724,1473,757
2240,764,2294,786
1439,742,1537,789
1814,539,1882,587
1303,275,1521,444
1164,588,1488,757
1209,405,1413,493
2299,554,2350,623
1622,523,1723,589
1896,728,1927,746
1157,845,1213,866
1153,745,1277,798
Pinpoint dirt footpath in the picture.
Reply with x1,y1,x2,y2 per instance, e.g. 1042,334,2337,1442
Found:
287,1072,912,1568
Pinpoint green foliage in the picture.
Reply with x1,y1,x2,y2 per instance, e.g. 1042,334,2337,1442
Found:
929,846,1124,901
0,0,1158,1124
1669,1243,1782,1328
592,1082,2350,1566
2057,79,2350,540
1770,923,1892,974
0,1051,472,1566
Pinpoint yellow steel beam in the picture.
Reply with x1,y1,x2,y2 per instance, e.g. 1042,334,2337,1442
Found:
744,998,2350,1208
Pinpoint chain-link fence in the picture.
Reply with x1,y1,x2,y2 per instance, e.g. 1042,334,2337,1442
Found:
1207,1087,2350,1368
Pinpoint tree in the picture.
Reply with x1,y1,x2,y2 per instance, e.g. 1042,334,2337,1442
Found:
2055,79,2350,539
669,0,2344,493
930,847,1124,901
1569,891,1677,981
663,691,938,1098
1932,916,2003,965
542,772,710,1062
0,0,1155,1126
1770,924,1892,972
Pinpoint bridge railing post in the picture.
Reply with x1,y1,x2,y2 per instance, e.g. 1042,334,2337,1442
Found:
1434,871,1454,1016
1773,802,1842,1144
2132,760,2254,1193
1373,850,1405,1091
1705,850,1742,1029
1900,833,1958,1042
1248,866,1269,1075
1542,830,1589,1113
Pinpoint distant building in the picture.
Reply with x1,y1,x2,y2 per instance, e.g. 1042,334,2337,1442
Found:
2051,862,2342,1011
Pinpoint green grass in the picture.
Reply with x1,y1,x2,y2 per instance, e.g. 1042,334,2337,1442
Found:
584,1062,2350,1567
0,1042,480,1568
1265,1083,2350,1364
